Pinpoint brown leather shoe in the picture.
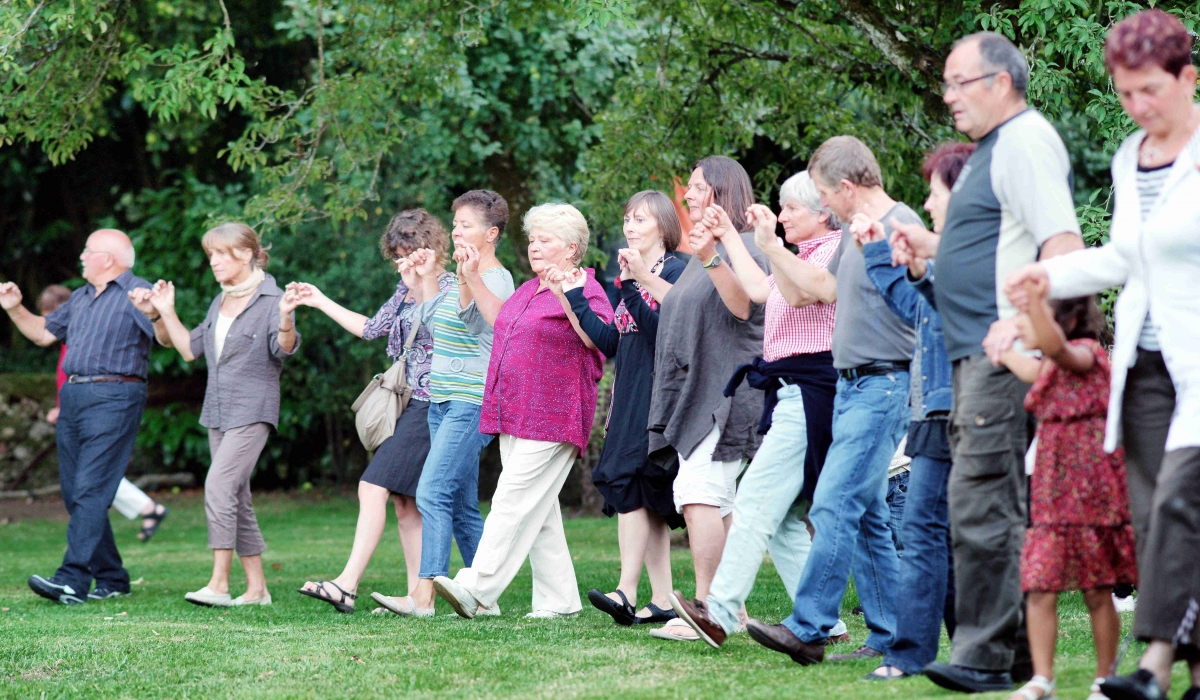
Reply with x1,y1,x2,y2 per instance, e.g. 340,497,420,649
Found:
669,591,726,648
745,619,825,665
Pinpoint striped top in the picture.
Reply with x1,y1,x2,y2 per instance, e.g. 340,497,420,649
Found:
1135,161,1172,351
428,267,515,404
43,270,155,379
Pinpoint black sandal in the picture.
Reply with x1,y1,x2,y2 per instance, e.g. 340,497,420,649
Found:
587,588,637,626
137,504,169,543
633,602,677,625
297,580,357,613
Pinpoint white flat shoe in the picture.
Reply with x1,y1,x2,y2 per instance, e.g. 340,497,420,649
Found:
185,587,233,607
524,609,578,619
649,617,700,641
231,593,272,606
370,592,434,618
432,576,478,619
477,602,501,617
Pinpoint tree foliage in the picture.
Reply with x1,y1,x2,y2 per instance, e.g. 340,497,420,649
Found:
1,0,1197,482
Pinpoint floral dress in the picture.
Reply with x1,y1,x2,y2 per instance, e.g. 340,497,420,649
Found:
1021,338,1138,592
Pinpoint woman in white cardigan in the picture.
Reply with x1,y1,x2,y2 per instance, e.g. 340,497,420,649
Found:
1006,10,1200,700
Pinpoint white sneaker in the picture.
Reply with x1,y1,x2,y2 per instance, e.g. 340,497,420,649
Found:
432,576,479,619
185,586,233,607
231,593,272,606
524,609,578,619
477,601,501,617
1113,593,1137,613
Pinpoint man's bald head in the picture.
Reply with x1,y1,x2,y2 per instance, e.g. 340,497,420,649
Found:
86,229,135,269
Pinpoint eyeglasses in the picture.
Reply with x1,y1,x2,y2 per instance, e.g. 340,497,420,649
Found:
81,248,114,259
939,72,999,95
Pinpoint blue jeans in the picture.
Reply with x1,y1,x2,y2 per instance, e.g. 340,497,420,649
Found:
887,469,909,554
783,372,909,651
707,384,815,635
416,400,493,579
884,444,956,674
55,381,147,593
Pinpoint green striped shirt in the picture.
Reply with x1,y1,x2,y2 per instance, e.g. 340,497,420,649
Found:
429,267,514,404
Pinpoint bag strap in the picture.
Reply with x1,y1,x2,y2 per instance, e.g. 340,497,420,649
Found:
400,319,422,355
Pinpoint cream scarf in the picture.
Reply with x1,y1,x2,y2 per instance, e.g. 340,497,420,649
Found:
221,267,265,298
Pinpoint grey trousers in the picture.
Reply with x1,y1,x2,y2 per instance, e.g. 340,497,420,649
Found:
947,355,1031,672
205,423,270,557
1121,349,1176,561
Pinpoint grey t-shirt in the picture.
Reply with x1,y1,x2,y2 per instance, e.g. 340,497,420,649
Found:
458,266,516,362
828,204,920,369
648,233,768,462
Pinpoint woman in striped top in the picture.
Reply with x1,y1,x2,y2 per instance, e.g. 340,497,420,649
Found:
292,210,452,613
371,190,516,618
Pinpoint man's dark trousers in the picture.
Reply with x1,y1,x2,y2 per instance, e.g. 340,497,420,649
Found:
55,381,147,594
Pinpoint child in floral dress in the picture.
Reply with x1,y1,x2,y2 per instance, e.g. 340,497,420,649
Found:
1000,281,1137,700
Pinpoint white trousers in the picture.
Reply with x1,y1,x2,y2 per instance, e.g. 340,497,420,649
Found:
111,478,151,520
454,435,582,614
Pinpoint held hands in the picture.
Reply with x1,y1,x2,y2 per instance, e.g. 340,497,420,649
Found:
148,280,176,314
745,203,783,252
689,220,717,261
982,317,1021,366
617,248,648,282
700,204,736,241
409,248,439,278
1003,264,1050,313
0,282,22,311
454,243,481,279
284,282,326,308
888,219,939,268
543,264,584,298
127,287,158,317
279,286,303,317
849,213,886,247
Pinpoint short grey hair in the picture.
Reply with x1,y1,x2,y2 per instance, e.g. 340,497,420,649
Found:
523,202,590,264
779,171,842,231
956,32,1029,97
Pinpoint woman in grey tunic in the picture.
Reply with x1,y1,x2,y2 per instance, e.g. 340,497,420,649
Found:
135,222,301,607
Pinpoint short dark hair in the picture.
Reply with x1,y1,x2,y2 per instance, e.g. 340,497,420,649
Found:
452,190,509,235
693,156,755,233
922,142,977,189
378,208,449,267
1105,9,1195,78
808,136,883,190
624,190,683,252
1051,296,1106,342
956,32,1030,97
37,285,72,314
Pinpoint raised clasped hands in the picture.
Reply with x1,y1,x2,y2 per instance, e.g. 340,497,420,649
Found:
0,282,22,311
409,248,439,278
888,218,938,269
689,219,717,260
454,243,481,280
543,264,584,298
127,286,158,317
745,203,782,252
279,285,303,316
617,248,647,282
284,282,324,308
849,213,886,247
700,204,736,241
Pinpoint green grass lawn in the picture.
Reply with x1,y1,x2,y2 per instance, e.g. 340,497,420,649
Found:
0,492,1160,699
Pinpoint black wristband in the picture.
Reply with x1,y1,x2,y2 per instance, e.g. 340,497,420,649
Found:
148,314,161,323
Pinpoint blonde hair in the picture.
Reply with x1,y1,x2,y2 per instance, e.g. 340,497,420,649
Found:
523,203,590,264
201,223,270,269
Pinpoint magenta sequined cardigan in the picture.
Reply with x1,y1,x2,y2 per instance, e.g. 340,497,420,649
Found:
480,268,613,452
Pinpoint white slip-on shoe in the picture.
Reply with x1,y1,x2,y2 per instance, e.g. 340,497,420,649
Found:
476,601,501,617
648,617,701,641
524,609,578,619
432,576,478,619
370,592,434,618
231,593,272,606
185,587,233,607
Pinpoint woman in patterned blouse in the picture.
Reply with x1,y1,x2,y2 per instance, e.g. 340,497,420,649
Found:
291,209,454,613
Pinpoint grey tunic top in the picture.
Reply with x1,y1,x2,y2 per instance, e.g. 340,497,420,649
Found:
189,273,300,431
648,233,768,462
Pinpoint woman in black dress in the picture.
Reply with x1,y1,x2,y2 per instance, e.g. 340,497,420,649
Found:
562,191,686,625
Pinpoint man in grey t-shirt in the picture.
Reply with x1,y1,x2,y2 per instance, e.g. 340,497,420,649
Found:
891,33,1083,693
744,135,919,665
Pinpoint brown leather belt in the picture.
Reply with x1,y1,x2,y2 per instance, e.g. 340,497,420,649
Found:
67,374,145,384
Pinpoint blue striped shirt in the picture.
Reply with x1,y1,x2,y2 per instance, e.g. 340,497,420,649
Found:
44,270,155,379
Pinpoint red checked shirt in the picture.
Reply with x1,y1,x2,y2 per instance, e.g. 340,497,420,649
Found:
762,230,840,361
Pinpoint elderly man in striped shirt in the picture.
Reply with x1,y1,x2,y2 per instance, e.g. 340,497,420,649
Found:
1,229,170,604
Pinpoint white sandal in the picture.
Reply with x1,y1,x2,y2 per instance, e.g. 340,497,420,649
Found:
649,617,700,641
1086,677,1107,700
1010,675,1057,700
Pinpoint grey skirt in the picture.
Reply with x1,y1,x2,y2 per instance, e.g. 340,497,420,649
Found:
360,400,432,497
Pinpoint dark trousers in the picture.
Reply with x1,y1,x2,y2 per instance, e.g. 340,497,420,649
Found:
885,419,957,675
54,382,147,593
947,355,1031,671
1121,349,1175,562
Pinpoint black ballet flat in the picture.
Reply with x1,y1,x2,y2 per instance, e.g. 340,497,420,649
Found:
632,602,677,625
587,588,637,626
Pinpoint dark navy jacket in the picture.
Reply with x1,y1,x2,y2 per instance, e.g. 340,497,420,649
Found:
862,240,952,418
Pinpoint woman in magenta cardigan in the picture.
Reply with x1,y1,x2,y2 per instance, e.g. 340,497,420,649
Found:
433,202,613,619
